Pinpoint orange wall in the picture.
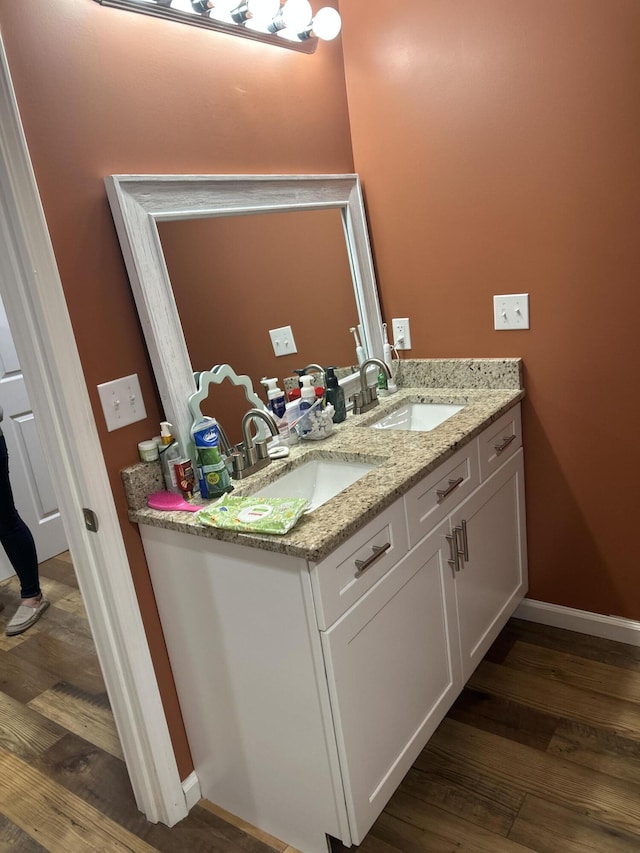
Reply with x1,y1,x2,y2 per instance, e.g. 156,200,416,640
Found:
0,0,353,776
340,1,640,618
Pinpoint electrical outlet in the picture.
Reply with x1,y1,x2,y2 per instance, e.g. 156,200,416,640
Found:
97,373,147,432
392,318,412,350
269,325,298,357
493,293,530,330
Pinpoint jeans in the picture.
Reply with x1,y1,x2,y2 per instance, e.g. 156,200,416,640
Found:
0,435,40,599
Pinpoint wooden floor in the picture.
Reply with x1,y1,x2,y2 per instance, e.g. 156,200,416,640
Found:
3,555,640,852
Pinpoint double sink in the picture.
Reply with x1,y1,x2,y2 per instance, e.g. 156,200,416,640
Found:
251,402,465,513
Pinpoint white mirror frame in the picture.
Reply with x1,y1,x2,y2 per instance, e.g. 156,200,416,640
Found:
104,174,384,454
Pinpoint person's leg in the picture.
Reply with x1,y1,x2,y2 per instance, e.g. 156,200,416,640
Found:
0,435,40,598
0,435,48,635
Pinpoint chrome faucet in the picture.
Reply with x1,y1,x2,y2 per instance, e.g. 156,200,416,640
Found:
302,363,324,376
301,364,325,387
351,358,392,415
230,408,279,480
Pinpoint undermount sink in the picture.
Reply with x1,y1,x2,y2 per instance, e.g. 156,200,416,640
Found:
370,402,465,432
253,457,377,512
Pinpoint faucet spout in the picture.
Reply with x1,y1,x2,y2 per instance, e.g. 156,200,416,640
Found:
359,358,391,398
351,358,392,415
302,363,324,377
231,408,279,480
241,408,279,450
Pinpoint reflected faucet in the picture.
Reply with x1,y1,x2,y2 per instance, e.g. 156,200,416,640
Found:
301,364,325,387
230,408,279,480
351,358,392,415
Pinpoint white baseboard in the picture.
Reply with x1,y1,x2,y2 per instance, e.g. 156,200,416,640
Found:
515,598,640,647
182,772,202,811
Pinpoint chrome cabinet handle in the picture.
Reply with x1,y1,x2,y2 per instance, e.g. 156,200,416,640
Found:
460,519,469,562
453,525,466,568
354,542,391,578
445,533,460,572
436,476,464,504
494,434,517,454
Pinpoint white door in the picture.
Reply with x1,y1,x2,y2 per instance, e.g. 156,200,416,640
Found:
0,295,67,579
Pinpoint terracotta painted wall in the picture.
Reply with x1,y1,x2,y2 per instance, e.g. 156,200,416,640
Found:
340,1,640,618
0,0,353,776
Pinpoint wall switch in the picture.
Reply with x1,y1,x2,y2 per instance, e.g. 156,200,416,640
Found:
97,373,147,432
392,318,412,350
269,325,297,357
493,293,530,330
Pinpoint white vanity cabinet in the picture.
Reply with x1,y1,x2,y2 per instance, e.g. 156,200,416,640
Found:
318,517,463,843
140,403,527,853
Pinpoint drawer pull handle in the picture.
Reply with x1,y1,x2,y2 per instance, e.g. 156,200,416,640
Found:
495,434,517,454
460,519,469,562
436,477,464,503
445,533,460,572
354,542,391,577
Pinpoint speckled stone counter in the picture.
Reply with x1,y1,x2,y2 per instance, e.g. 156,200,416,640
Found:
122,359,524,563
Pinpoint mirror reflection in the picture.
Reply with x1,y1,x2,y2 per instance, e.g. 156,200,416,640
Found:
158,208,361,440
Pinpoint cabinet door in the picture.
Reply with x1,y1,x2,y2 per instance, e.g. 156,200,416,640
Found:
451,449,528,682
321,519,462,844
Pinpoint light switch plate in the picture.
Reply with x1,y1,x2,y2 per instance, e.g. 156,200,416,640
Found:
269,325,297,357
493,293,530,330
97,373,147,432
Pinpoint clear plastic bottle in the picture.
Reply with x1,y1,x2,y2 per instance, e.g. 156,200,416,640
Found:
299,375,316,435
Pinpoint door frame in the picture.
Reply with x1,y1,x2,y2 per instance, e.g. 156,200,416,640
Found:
0,29,188,825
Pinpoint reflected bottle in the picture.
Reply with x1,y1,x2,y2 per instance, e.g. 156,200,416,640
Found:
324,367,346,423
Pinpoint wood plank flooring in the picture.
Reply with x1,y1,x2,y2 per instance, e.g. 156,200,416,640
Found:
3,555,640,852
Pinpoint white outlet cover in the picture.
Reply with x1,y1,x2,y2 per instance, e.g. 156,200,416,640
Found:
392,317,412,350
493,293,530,330
269,325,297,357
97,373,147,432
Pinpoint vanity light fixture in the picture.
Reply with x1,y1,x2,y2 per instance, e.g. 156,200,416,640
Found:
93,0,341,53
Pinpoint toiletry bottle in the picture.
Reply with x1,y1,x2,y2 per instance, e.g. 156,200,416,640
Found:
261,377,287,419
299,375,315,435
159,421,183,493
324,367,346,423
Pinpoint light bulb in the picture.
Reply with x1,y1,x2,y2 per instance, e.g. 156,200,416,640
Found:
268,0,311,33
309,6,341,40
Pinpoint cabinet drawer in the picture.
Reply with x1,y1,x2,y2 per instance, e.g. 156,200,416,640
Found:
478,404,522,481
310,500,408,630
404,442,480,549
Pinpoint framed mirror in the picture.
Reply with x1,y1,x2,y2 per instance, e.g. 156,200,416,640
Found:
105,174,384,453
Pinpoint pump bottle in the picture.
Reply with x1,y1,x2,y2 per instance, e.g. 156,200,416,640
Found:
324,367,346,423
299,375,316,435
261,377,286,419
159,421,184,493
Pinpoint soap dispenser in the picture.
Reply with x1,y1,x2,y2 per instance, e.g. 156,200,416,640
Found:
299,374,316,435
324,367,346,423
261,377,286,419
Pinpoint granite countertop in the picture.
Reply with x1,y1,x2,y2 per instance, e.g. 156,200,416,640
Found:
122,359,524,564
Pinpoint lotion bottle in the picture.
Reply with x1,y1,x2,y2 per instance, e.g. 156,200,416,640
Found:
159,421,183,493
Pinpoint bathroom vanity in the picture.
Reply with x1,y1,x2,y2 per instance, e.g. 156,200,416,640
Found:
124,359,528,853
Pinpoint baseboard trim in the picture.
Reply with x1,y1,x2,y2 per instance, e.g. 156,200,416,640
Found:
182,772,202,811
514,599,640,646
